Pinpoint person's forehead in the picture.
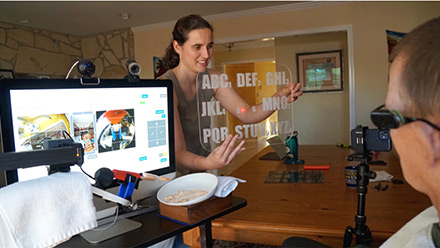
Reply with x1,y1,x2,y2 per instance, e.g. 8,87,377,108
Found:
386,55,406,111
187,29,212,42
389,58,403,90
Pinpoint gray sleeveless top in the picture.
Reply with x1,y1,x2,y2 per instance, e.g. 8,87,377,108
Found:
160,70,214,175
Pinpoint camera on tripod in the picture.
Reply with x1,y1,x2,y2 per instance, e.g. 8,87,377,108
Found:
348,125,392,162
343,125,392,247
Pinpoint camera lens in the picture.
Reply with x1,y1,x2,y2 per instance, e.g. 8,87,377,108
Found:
378,130,390,140
126,60,141,75
129,64,140,75
77,59,95,78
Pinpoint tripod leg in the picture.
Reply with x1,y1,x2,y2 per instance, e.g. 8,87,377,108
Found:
343,226,353,247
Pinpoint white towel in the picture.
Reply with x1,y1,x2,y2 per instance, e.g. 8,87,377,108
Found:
370,170,393,182
215,176,246,198
0,172,97,248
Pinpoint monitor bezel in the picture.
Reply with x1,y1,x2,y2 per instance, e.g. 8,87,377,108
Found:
0,78,175,185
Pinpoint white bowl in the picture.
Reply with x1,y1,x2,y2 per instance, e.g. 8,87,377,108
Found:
157,173,218,206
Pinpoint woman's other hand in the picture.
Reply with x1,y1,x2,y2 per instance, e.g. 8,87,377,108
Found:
205,134,245,170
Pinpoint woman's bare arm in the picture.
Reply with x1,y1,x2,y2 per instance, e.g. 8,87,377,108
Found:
214,81,302,124
172,88,245,172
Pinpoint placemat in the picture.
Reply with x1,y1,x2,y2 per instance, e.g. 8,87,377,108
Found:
264,171,324,183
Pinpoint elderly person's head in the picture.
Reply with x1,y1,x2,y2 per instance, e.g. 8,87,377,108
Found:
384,17,440,200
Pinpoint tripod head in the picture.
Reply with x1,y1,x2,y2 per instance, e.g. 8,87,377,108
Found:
347,125,371,163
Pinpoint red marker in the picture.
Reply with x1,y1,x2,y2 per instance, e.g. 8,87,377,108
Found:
304,165,330,170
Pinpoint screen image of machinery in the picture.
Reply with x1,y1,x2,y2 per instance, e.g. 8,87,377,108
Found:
8,86,171,182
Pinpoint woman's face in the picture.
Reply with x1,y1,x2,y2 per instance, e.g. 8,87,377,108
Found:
175,28,213,73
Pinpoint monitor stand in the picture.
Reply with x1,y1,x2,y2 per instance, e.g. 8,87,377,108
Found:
81,196,159,243
80,218,142,244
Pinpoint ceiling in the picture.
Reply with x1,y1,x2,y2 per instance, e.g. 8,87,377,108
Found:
0,1,298,36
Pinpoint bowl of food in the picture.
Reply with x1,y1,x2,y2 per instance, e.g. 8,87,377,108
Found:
157,173,218,206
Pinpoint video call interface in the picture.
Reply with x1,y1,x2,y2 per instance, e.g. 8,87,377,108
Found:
9,87,170,182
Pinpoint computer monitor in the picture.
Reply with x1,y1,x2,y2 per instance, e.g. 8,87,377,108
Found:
0,78,175,188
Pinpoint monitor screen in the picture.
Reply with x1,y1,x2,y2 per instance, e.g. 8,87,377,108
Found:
0,78,175,185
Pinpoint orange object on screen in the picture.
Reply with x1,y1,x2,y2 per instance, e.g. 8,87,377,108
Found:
103,110,128,124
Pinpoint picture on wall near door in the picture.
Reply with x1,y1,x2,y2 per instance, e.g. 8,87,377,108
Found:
296,50,343,93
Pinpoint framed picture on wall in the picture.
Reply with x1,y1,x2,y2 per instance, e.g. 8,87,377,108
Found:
0,69,15,80
296,50,343,93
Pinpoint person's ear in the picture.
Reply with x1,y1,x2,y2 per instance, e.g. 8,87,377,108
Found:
431,124,440,165
173,40,182,55
417,121,440,167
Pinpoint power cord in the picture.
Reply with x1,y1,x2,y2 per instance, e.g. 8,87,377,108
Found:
90,205,120,231
65,60,79,79
62,130,95,180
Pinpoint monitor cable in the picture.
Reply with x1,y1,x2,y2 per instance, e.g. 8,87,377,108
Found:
90,205,120,232
65,60,79,79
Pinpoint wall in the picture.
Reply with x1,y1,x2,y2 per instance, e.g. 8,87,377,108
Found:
133,2,440,145
276,31,349,144
0,21,134,79
213,45,275,67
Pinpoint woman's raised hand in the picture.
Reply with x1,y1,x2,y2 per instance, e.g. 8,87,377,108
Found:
204,134,245,170
276,82,303,103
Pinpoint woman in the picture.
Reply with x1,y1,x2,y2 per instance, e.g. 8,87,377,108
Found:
160,14,302,176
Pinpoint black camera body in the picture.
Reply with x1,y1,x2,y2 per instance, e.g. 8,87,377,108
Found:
348,125,391,161
77,59,95,78
350,127,391,152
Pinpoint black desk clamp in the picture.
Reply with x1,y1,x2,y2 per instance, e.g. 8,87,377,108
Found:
0,139,84,178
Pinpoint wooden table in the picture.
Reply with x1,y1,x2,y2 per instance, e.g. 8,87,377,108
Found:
211,145,431,247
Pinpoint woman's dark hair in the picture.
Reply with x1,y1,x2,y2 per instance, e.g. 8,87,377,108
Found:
162,14,213,70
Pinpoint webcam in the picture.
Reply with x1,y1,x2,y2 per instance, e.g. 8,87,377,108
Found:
77,59,95,78
126,59,141,76
75,59,100,85
125,59,141,82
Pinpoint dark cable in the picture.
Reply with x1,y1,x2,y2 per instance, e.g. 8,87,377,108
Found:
79,165,95,180
62,130,73,141
61,130,95,180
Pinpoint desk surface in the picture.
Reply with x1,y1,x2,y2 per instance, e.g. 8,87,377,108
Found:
60,196,246,247
212,145,431,247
